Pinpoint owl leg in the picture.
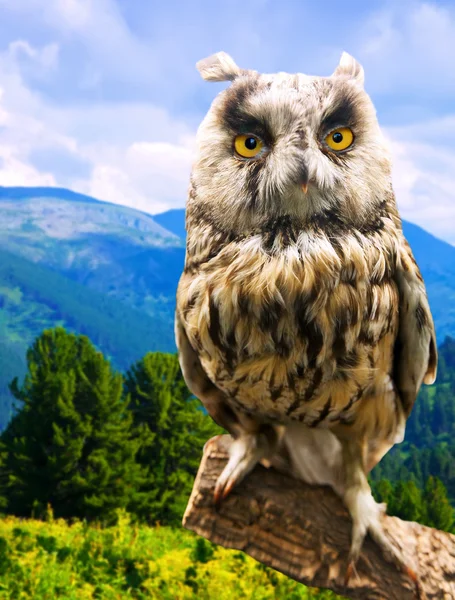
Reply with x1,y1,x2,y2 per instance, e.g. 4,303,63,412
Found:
214,424,281,506
340,438,418,588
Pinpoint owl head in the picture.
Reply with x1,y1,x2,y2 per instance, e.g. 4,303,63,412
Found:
190,51,393,233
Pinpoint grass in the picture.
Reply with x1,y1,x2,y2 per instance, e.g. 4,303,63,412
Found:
0,510,345,600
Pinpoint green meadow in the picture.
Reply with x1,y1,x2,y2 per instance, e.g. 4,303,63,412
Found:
0,510,342,599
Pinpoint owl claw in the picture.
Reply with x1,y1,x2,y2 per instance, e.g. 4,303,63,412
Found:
343,488,422,596
213,433,269,508
344,561,357,586
214,477,235,508
344,555,421,598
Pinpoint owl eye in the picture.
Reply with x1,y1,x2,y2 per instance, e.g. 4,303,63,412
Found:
325,127,354,151
234,134,264,158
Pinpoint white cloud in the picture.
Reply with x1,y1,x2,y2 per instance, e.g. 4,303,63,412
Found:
0,0,453,244
358,2,455,97
386,129,455,244
0,0,160,90
0,31,194,213
77,141,194,214
8,40,59,73
0,142,56,187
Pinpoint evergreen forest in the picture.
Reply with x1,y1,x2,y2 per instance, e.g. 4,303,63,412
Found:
0,326,453,599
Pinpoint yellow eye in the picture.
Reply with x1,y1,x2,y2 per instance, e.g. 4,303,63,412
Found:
234,134,264,158
325,127,354,151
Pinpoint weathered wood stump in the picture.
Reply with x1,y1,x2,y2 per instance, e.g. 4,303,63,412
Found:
183,435,455,600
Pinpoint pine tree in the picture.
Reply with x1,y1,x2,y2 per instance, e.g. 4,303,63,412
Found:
431,394,448,437
124,352,222,525
439,337,455,379
406,393,422,442
372,479,393,505
407,445,423,488
1,327,144,523
388,480,424,523
422,476,454,532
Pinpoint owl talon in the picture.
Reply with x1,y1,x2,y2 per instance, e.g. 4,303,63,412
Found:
343,486,422,595
214,477,235,508
213,433,270,507
344,561,357,586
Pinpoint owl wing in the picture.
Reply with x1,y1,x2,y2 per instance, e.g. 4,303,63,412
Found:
393,240,438,417
175,307,240,436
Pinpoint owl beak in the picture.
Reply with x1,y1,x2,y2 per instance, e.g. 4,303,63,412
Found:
300,170,310,194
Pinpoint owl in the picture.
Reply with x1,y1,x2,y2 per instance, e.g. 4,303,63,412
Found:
175,51,437,584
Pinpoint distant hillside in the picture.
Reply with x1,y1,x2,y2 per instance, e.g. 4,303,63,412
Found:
0,185,108,206
153,208,187,240
0,246,176,355
0,247,177,425
1,185,454,428
0,187,186,426
402,221,455,277
401,221,455,341
0,185,185,335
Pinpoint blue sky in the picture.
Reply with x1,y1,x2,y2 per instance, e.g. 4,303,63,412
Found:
0,0,455,242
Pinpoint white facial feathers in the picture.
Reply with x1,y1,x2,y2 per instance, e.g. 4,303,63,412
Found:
332,52,365,87
196,51,244,82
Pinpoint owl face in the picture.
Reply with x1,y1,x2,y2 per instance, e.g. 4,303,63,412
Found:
191,52,392,233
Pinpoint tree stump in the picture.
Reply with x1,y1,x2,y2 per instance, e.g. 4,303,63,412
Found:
183,435,455,600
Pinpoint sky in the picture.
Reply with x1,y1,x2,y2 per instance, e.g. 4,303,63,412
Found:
0,0,455,242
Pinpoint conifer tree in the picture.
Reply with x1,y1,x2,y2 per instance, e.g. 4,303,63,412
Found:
407,445,423,487
423,476,454,532
124,352,222,525
388,480,424,523
0,327,144,522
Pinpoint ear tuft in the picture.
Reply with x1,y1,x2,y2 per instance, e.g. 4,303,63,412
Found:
333,52,364,86
196,51,243,82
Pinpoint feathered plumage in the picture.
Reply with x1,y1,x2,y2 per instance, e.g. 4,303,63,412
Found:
175,51,437,585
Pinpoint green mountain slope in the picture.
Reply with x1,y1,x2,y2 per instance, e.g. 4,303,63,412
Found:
1,185,455,429
0,186,184,327
0,248,176,424
0,248,176,363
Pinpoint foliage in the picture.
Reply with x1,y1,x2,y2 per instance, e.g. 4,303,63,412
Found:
124,352,222,525
0,511,346,599
0,326,453,597
0,247,177,430
0,340,24,431
372,476,454,532
422,476,454,531
0,328,145,523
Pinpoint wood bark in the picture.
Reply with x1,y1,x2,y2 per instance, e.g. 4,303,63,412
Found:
182,435,455,600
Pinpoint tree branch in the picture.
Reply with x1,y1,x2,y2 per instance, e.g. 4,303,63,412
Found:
182,435,455,600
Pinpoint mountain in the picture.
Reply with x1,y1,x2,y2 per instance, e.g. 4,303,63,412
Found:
402,221,455,277
0,246,177,428
401,221,455,341
1,185,454,428
153,208,187,240
0,187,186,425
0,184,185,327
